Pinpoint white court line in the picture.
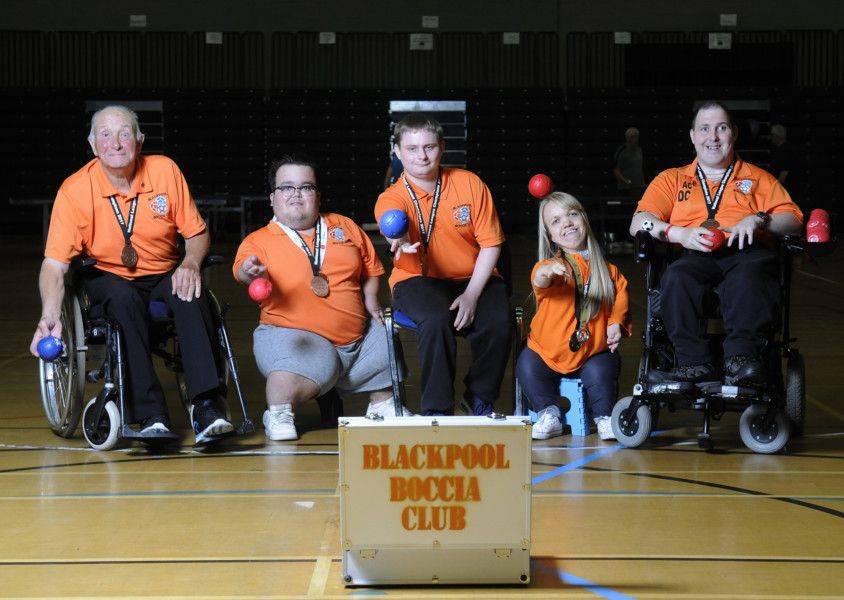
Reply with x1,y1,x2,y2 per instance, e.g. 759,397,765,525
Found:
795,268,842,286
0,352,30,369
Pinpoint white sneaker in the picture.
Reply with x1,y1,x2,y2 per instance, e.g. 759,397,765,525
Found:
366,399,415,417
532,411,563,440
263,405,298,441
595,416,615,441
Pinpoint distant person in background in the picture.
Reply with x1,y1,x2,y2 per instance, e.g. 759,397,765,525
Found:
769,124,799,202
612,127,645,198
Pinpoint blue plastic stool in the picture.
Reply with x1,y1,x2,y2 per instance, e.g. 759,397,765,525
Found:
528,377,590,436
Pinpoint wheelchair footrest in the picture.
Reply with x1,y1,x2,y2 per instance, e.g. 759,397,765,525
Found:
121,424,180,441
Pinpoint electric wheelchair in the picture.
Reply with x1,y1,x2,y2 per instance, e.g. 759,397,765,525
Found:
38,255,254,450
611,229,834,454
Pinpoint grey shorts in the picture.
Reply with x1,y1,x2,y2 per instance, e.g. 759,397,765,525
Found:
253,320,393,397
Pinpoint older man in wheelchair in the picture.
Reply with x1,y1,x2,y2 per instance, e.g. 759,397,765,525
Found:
29,104,242,449
622,100,807,453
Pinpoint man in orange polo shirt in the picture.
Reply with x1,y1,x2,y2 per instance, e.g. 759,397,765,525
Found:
374,114,512,416
630,101,803,385
234,155,412,442
29,105,233,444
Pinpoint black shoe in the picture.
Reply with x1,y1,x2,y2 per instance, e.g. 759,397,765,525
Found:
139,414,172,435
724,355,766,386
648,362,718,384
191,398,234,444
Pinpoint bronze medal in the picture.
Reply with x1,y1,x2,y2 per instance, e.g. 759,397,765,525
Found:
701,218,720,229
569,327,590,352
120,243,138,268
310,273,329,297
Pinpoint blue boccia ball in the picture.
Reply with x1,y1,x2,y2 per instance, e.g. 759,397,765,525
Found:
379,209,409,238
37,335,64,361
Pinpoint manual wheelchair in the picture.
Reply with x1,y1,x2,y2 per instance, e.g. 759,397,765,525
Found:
38,256,254,450
611,230,834,454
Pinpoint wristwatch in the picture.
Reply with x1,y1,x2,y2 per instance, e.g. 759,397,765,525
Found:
755,211,771,229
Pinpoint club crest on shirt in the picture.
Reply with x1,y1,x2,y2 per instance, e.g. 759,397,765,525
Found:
735,179,753,194
149,194,168,215
329,226,346,242
452,204,471,226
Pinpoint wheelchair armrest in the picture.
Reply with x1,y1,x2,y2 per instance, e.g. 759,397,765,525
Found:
634,230,654,263
780,234,838,258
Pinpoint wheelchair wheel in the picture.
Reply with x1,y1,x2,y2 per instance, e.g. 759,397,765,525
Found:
39,294,85,438
739,404,790,454
82,398,120,451
611,396,652,448
785,351,805,438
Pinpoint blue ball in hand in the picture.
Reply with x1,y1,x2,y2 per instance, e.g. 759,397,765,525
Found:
379,209,409,238
37,336,64,361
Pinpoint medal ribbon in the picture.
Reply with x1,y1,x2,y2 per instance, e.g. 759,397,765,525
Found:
108,194,138,248
273,216,327,277
562,253,592,335
402,170,442,250
695,160,734,223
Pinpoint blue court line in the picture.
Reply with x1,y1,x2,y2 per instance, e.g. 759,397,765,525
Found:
532,560,635,599
532,445,622,485
558,569,636,600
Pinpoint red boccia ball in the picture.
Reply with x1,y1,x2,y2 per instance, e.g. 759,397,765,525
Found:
248,277,273,303
528,173,554,199
705,227,726,251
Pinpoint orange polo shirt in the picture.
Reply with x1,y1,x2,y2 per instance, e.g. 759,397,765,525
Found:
636,157,803,228
526,253,631,374
233,213,385,346
374,167,505,289
45,155,206,279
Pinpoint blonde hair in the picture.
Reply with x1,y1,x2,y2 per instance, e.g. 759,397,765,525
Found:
537,192,616,322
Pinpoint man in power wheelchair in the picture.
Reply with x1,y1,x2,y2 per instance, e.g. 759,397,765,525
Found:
30,104,251,450
621,100,806,453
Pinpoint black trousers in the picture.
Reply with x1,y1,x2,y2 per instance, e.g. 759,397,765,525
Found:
659,245,779,366
82,269,221,423
393,276,512,415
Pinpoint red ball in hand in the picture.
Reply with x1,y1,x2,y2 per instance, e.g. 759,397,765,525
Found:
528,173,554,199
248,277,273,303
704,228,726,251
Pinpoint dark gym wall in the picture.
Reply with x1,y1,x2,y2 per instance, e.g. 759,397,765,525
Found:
2,0,841,32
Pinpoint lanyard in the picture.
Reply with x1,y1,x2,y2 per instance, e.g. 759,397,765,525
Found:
402,170,442,249
107,195,138,245
273,216,327,276
695,160,734,224
562,252,592,330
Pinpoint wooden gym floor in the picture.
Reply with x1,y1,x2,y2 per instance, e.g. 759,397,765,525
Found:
0,231,842,599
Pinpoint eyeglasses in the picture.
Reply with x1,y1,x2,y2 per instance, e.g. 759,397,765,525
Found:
273,184,318,197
